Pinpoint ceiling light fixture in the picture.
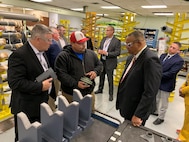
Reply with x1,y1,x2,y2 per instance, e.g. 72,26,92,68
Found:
30,0,52,2
141,5,167,9
23,8,34,11
101,6,120,9
0,4,13,7
96,14,109,16
153,12,174,16
71,8,83,11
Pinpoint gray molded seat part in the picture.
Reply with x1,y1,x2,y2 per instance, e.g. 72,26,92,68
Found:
73,89,94,129
17,112,41,142
58,95,82,140
40,103,65,142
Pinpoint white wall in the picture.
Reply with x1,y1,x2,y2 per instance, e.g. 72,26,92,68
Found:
48,13,189,44
136,16,189,43
58,14,83,30
136,16,174,38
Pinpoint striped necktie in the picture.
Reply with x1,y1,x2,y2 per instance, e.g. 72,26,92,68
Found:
120,56,136,83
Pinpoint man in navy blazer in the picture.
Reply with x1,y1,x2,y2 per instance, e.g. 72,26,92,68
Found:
153,42,184,125
95,26,121,101
116,31,162,126
8,24,53,142
45,27,62,111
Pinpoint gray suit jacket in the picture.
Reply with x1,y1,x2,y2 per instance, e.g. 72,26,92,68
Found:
99,36,121,70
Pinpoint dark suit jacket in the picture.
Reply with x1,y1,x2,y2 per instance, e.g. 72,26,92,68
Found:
116,48,162,121
159,53,184,92
10,31,27,44
8,41,49,118
45,40,61,69
86,36,93,50
99,36,121,70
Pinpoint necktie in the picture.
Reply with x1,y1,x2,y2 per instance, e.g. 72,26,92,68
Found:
37,52,52,94
38,52,48,71
163,55,170,62
120,56,136,83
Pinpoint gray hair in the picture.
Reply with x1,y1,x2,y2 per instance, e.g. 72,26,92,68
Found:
30,24,52,39
49,26,58,33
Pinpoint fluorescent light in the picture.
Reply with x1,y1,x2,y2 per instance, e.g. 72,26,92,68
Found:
23,8,34,11
96,14,109,16
30,0,52,2
141,5,167,9
101,6,120,9
154,12,174,16
71,8,83,11
0,4,13,7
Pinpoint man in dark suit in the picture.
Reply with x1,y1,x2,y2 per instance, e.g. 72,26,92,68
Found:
116,31,162,126
8,24,53,142
11,25,27,44
81,28,94,50
153,42,184,125
95,25,121,101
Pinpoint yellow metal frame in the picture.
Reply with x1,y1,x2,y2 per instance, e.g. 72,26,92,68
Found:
0,74,12,120
114,13,139,86
82,12,100,49
59,19,70,42
165,13,189,48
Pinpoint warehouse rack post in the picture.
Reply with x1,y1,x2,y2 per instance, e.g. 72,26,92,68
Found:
114,13,139,86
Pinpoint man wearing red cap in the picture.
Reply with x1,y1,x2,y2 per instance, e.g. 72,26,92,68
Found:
55,31,103,110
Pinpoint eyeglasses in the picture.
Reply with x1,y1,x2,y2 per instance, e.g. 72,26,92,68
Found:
125,40,139,47
40,37,52,43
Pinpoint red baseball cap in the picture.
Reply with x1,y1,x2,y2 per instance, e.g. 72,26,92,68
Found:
70,31,89,43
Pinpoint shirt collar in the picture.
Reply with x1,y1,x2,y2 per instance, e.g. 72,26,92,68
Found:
28,41,43,54
134,45,147,59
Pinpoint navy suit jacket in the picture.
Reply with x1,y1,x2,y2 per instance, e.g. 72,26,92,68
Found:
159,53,184,92
45,40,61,69
99,36,121,70
116,48,162,121
8,41,50,118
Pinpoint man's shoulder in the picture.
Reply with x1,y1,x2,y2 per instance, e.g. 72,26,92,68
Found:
112,36,120,41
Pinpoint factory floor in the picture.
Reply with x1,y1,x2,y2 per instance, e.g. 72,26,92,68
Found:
0,76,186,141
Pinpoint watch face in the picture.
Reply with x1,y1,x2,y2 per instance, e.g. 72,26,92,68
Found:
80,76,93,85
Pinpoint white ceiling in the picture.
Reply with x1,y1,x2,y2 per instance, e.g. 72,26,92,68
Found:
37,0,189,20
1,0,189,20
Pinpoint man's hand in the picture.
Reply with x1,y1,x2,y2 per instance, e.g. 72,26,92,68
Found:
131,115,143,127
98,49,108,56
78,81,90,89
85,71,97,80
42,78,53,91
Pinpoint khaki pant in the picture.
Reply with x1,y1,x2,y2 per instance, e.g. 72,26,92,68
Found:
54,79,61,95
48,79,61,112
62,91,95,112
48,95,56,112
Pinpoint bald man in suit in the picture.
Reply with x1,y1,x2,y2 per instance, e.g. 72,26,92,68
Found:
95,25,121,101
116,31,162,126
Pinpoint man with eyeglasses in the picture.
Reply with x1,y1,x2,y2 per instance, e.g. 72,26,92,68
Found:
116,30,162,127
55,31,102,111
94,25,121,101
8,24,54,142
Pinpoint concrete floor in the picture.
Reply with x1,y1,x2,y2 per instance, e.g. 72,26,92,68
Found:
0,76,186,141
